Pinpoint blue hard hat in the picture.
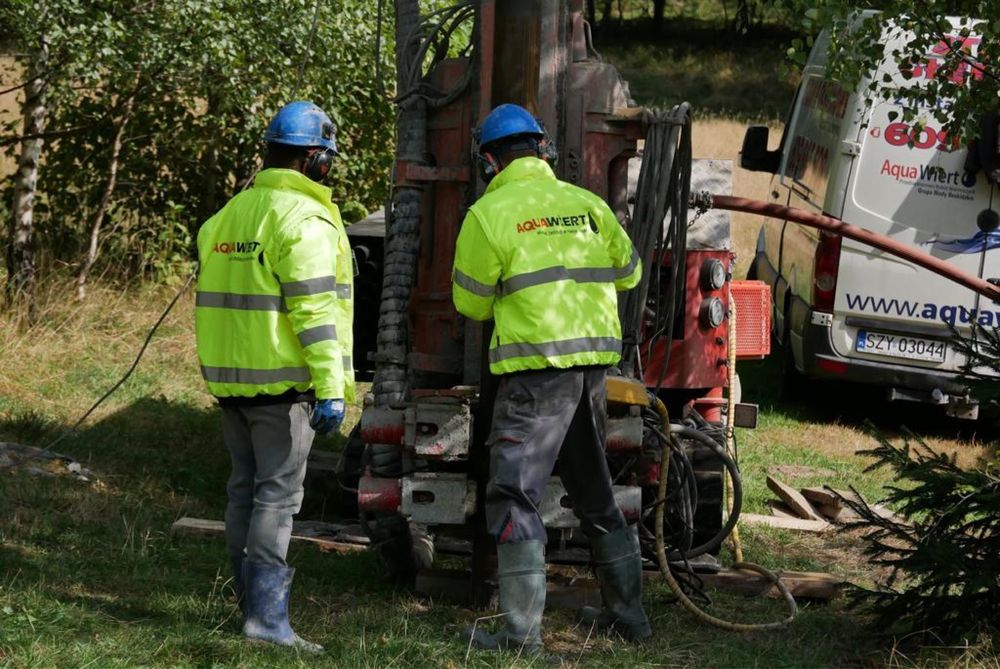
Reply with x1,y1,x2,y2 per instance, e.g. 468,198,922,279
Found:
478,104,544,147
263,101,338,153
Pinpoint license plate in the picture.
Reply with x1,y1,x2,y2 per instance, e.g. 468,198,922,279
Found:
855,330,947,363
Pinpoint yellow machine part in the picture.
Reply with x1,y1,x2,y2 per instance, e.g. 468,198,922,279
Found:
606,375,649,407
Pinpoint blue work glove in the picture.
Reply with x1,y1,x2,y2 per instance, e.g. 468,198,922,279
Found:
310,399,345,435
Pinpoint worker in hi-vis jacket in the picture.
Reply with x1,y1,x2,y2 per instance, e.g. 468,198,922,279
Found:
452,103,651,654
195,101,354,652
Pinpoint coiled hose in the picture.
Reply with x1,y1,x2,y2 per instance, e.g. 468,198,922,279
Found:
650,395,798,631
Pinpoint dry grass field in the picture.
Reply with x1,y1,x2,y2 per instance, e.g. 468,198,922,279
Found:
692,117,778,278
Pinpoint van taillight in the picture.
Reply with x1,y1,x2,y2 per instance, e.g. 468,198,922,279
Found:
812,232,842,312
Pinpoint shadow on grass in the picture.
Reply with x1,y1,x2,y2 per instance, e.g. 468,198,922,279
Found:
738,352,994,445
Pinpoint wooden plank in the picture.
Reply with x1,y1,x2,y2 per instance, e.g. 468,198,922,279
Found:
768,501,799,519
766,476,824,521
817,502,861,523
414,567,601,609
170,517,225,538
699,568,842,600
170,517,368,554
800,486,841,508
740,512,830,533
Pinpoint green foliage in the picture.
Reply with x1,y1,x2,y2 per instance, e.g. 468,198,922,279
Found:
841,431,1000,642
780,2,999,141
1,0,395,283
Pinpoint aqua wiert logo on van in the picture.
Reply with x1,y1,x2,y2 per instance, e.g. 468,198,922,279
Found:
845,292,1000,327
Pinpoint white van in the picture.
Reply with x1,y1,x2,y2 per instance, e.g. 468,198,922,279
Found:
741,24,999,418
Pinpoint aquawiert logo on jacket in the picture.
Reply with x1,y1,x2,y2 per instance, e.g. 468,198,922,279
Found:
213,240,262,261
516,213,595,234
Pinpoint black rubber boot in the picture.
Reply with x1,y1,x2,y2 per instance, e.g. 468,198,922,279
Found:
466,541,546,654
242,561,323,652
578,527,652,641
230,555,246,616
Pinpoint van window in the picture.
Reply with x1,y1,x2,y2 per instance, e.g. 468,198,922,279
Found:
779,74,845,210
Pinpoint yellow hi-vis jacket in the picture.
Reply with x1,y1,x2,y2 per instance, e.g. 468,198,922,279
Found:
452,157,641,375
195,168,355,402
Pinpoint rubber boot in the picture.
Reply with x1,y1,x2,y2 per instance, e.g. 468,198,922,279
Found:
466,541,546,654
230,555,246,616
242,561,323,653
578,527,652,641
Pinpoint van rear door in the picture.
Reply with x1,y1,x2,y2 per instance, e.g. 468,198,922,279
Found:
833,27,996,376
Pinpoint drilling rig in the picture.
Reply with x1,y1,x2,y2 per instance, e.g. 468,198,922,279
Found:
340,0,771,602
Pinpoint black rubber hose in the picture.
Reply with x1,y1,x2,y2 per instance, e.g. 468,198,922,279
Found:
653,423,742,561
373,0,426,407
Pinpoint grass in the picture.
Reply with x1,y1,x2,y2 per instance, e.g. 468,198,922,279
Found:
1,26,997,669
0,277,995,668
600,25,798,123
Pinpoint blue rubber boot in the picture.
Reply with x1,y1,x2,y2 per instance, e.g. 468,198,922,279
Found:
230,555,246,616
465,541,546,654
242,561,322,652
577,527,652,641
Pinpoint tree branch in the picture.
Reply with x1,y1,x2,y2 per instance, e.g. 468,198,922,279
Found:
0,125,92,148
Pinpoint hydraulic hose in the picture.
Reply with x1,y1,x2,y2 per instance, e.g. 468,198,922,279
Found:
373,0,427,407
699,194,1000,303
653,423,742,561
726,293,744,563
650,395,798,631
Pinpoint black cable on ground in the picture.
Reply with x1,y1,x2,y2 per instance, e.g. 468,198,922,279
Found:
44,268,198,451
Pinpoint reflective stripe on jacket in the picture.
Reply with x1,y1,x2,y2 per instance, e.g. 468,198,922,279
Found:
195,168,355,401
452,157,641,375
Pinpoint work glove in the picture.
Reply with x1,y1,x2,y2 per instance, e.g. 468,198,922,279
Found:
310,398,345,435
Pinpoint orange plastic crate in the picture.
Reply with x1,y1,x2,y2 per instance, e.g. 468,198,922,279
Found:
731,280,771,359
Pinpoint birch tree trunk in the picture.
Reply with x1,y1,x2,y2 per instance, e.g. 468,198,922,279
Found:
6,40,49,315
75,89,137,300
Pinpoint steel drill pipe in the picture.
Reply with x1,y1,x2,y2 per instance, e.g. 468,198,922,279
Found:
703,194,1000,303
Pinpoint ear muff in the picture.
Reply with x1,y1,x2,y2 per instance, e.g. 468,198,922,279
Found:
533,118,558,168
538,134,558,167
477,150,502,183
304,148,334,183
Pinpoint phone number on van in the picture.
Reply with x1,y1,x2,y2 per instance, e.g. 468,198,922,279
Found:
856,330,946,363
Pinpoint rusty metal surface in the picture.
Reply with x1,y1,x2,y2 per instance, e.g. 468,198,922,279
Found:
605,416,644,453
540,479,642,528
404,403,473,460
402,472,477,525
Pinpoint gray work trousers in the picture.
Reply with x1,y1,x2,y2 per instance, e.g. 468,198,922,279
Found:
221,402,314,566
486,367,626,544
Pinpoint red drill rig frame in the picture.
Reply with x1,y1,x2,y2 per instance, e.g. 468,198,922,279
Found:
342,0,767,602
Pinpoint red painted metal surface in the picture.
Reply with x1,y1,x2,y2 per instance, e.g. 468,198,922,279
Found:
692,387,724,423
359,407,405,445
710,195,1000,302
358,472,402,514
642,250,732,390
